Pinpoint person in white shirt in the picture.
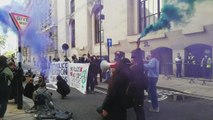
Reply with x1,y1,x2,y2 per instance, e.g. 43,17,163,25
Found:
175,53,182,78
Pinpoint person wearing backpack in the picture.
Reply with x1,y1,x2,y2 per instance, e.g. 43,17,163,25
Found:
0,55,14,120
130,48,148,120
32,78,54,110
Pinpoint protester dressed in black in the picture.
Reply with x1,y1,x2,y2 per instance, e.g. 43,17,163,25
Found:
0,56,14,120
130,48,148,120
8,62,18,102
24,78,34,99
56,75,70,99
86,56,98,94
101,58,132,120
64,56,71,63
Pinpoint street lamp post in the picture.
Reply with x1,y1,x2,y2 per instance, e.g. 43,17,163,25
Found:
99,12,103,82
99,15,102,58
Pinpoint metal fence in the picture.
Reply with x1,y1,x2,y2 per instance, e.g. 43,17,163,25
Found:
163,62,213,84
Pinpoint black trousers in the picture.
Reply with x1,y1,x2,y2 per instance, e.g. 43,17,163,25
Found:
0,86,11,118
133,103,145,120
176,64,182,77
103,107,127,120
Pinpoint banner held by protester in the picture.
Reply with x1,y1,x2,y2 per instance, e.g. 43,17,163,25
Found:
48,62,89,94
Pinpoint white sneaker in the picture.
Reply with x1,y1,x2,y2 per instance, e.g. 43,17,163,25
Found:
149,107,160,113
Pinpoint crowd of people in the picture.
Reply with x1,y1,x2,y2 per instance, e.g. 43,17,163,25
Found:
53,53,102,94
0,54,72,120
2,45,212,120
96,47,160,120
0,49,159,120
0,38,162,120
27,48,159,120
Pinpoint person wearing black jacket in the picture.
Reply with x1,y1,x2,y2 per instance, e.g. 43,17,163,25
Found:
24,78,34,99
86,56,98,94
8,62,18,102
130,48,148,120
0,56,14,120
56,75,70,99
101,58,132,120
64,55,71,63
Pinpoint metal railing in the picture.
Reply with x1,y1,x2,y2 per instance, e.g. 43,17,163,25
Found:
163,62,213,85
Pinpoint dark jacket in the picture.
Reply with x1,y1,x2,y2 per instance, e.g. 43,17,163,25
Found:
102,58,131,120
130,48,148,105
24,82,34,99
56,75,70,96
130,63,147,105
9,68,18,100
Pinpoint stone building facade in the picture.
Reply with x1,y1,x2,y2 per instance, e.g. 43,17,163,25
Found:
56,0,213,76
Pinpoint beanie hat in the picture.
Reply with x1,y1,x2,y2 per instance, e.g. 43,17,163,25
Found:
114,51,125,62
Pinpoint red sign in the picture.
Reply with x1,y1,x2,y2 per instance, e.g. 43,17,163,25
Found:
10,12,30,32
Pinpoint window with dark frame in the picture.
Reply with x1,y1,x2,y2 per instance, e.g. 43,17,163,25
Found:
71,20,75,48
138,0,161,33
95,12,101,44
70,0,75,14
70,0,75,48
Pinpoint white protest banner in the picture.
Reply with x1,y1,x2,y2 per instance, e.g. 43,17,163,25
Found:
68,63,90,94
48,62,69,88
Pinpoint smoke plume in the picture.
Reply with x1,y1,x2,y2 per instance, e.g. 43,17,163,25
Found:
0,0,53,56
140,0,204,38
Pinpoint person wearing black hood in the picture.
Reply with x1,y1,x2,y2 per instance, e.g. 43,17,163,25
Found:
64,55,71,63
8,61,18,102
130,48,148,120
56,75,70,99
0,56,14,120
24,78,34,99
98,51,133,120
101,58,131,120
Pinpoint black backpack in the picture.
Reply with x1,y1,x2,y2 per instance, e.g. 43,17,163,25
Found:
34,89,48,105
0,67,9,90
124,65,148,108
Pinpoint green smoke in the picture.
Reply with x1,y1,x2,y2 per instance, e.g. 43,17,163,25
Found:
141,4,183,37
140,0,204,38
178,0,203,16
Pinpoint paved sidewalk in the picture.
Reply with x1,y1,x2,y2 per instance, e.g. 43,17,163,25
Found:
4,97,34,120
157,75,213,100
96,75,213,100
